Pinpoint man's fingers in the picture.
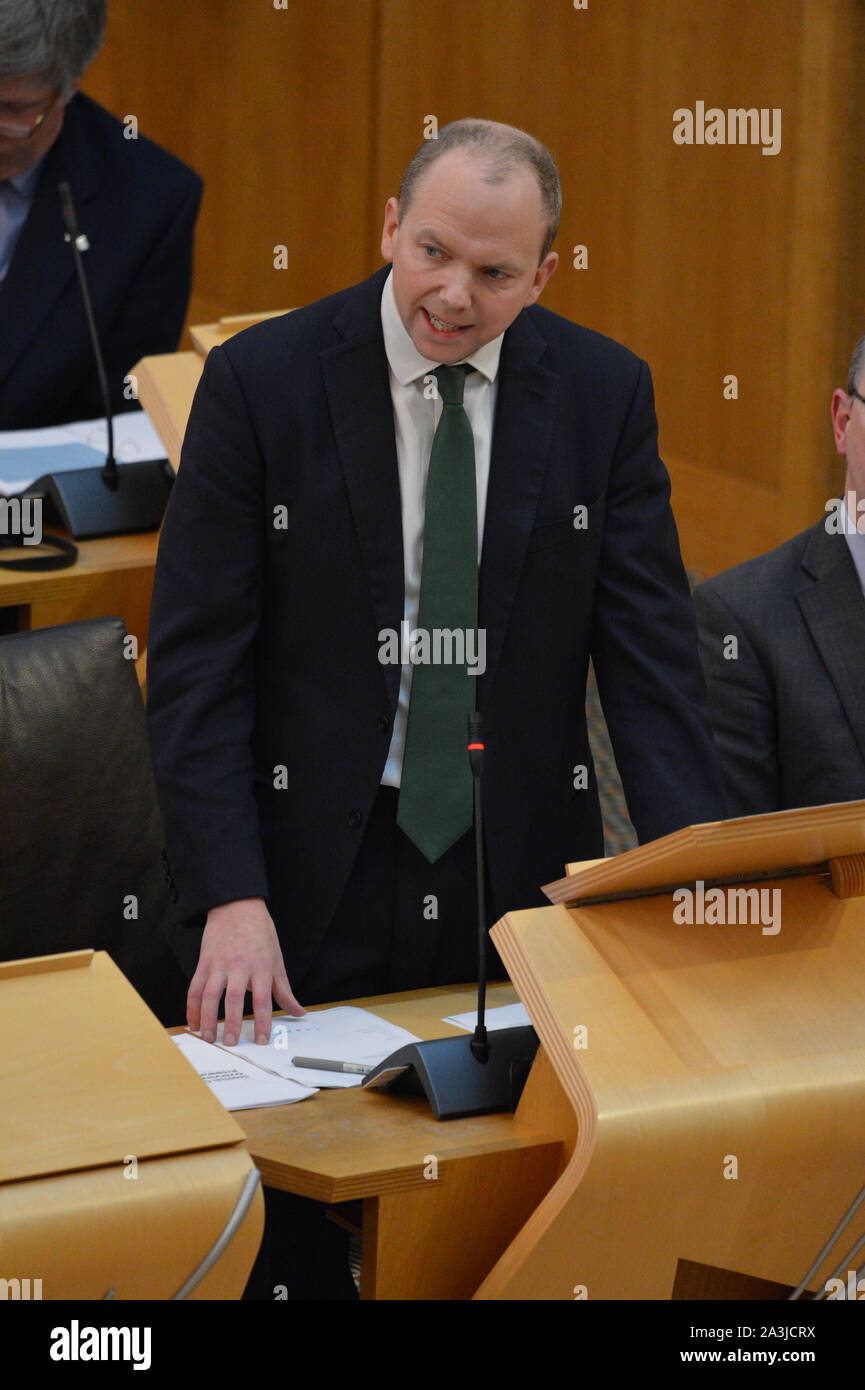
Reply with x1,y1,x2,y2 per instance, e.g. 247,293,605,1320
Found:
250,979,274,1045
222,973,249,1047
199,972,228,1043
187,904,296,1046
186,972,205,1033
273,973,305,1019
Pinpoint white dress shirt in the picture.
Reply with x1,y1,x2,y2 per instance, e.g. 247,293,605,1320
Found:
0,159,43,284
842,494,865,598
379,268,504,786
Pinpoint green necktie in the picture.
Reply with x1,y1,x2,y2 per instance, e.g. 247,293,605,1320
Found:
397,364,478,862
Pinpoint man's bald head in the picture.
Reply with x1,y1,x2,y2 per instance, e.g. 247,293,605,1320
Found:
398,119,561,264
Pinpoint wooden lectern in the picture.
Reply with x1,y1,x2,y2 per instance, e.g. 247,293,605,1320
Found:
0,950,263,1299
476,800,865,1300
135,312,290,470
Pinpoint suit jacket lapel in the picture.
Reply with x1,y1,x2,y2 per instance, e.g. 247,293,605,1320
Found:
322,269,404,710
479,308,558,698
797,521,865,767
321,277,559,711
0,96,103,393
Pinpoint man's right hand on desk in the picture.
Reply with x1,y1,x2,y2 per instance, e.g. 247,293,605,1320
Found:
187,896,306,1046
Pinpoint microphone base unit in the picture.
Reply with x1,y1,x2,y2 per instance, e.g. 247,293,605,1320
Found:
361,1025,539,1120
30,459,174,539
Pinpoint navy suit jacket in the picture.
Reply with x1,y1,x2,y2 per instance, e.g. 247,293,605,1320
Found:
694,519,865,814
147,267,726,990
0,93,202,429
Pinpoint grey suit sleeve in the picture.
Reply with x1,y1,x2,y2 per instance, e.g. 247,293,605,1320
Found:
693,580,780,815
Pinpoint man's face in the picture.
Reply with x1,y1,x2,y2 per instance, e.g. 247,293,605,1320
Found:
380,150,558,363
831,379,865,504
0,75,70,181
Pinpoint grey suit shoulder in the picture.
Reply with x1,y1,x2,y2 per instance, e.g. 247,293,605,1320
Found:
693,516,865,814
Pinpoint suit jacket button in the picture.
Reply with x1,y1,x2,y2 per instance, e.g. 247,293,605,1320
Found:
378,714,391,734
348,810,363,829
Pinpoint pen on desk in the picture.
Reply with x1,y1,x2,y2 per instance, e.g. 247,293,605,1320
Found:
291,1056,372,1075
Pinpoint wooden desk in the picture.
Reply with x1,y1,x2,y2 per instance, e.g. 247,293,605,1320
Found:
134,349,202,469
0,329,269,640
197,982,566,1300
0,527,159,644
0,349,204,640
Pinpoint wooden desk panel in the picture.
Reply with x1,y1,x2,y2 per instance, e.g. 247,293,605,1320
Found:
0,528,159,647
240,983,560,1203
0,342,208,640
178,982,567,1299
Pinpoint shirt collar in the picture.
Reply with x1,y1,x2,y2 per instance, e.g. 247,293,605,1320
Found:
841,494,865,598
7,157,44,199
380,267,503,386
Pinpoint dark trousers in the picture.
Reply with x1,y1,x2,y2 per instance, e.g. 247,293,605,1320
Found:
245,786,501,1298
299,785,497,1004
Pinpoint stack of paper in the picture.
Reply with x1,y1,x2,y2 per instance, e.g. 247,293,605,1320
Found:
442,1003,531,1032
0,412,170,495
208,1006,422,1090
172,1033,316,1111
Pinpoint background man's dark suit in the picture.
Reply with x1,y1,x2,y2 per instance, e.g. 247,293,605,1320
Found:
694,520,865,815
147,265,726,999
0,92,202,429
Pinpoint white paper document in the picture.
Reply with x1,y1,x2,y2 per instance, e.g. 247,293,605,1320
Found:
172,1032,317,1111
442,1002,532,1032
0,410,169,494
210,1006,422,1089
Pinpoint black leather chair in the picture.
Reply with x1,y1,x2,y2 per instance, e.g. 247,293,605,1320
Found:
0,616,187,1025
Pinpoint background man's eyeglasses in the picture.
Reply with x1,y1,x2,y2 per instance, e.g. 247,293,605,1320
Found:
0,92,61,141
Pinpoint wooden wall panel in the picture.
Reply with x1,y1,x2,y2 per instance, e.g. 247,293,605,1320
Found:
84,0,379,324
81,0,865,577
373,0,865,574
373,2,794,495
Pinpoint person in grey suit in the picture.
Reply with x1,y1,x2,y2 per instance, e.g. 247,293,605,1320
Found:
694,332,865,816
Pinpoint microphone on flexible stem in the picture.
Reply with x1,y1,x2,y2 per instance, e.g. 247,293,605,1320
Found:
58,181,116,488
361,709,539,1119
22,184,173,540
467,711,489,1064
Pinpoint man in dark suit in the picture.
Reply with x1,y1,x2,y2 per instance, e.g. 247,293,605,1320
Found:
147,118,725,1056
694,334,865,815
0,0,202,428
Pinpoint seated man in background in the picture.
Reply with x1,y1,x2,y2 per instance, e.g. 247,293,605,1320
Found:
0,0,202,429
694,332,865,816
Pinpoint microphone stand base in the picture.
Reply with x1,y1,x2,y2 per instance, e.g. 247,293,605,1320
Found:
30,460,174,539
361,1025,538,1120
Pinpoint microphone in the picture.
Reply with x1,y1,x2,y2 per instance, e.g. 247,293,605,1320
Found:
58,181,116,486
361,709,539,1119
23,184,174,540
467,711,489,1064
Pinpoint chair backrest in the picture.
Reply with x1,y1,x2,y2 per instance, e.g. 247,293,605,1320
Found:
0,617,187,1024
